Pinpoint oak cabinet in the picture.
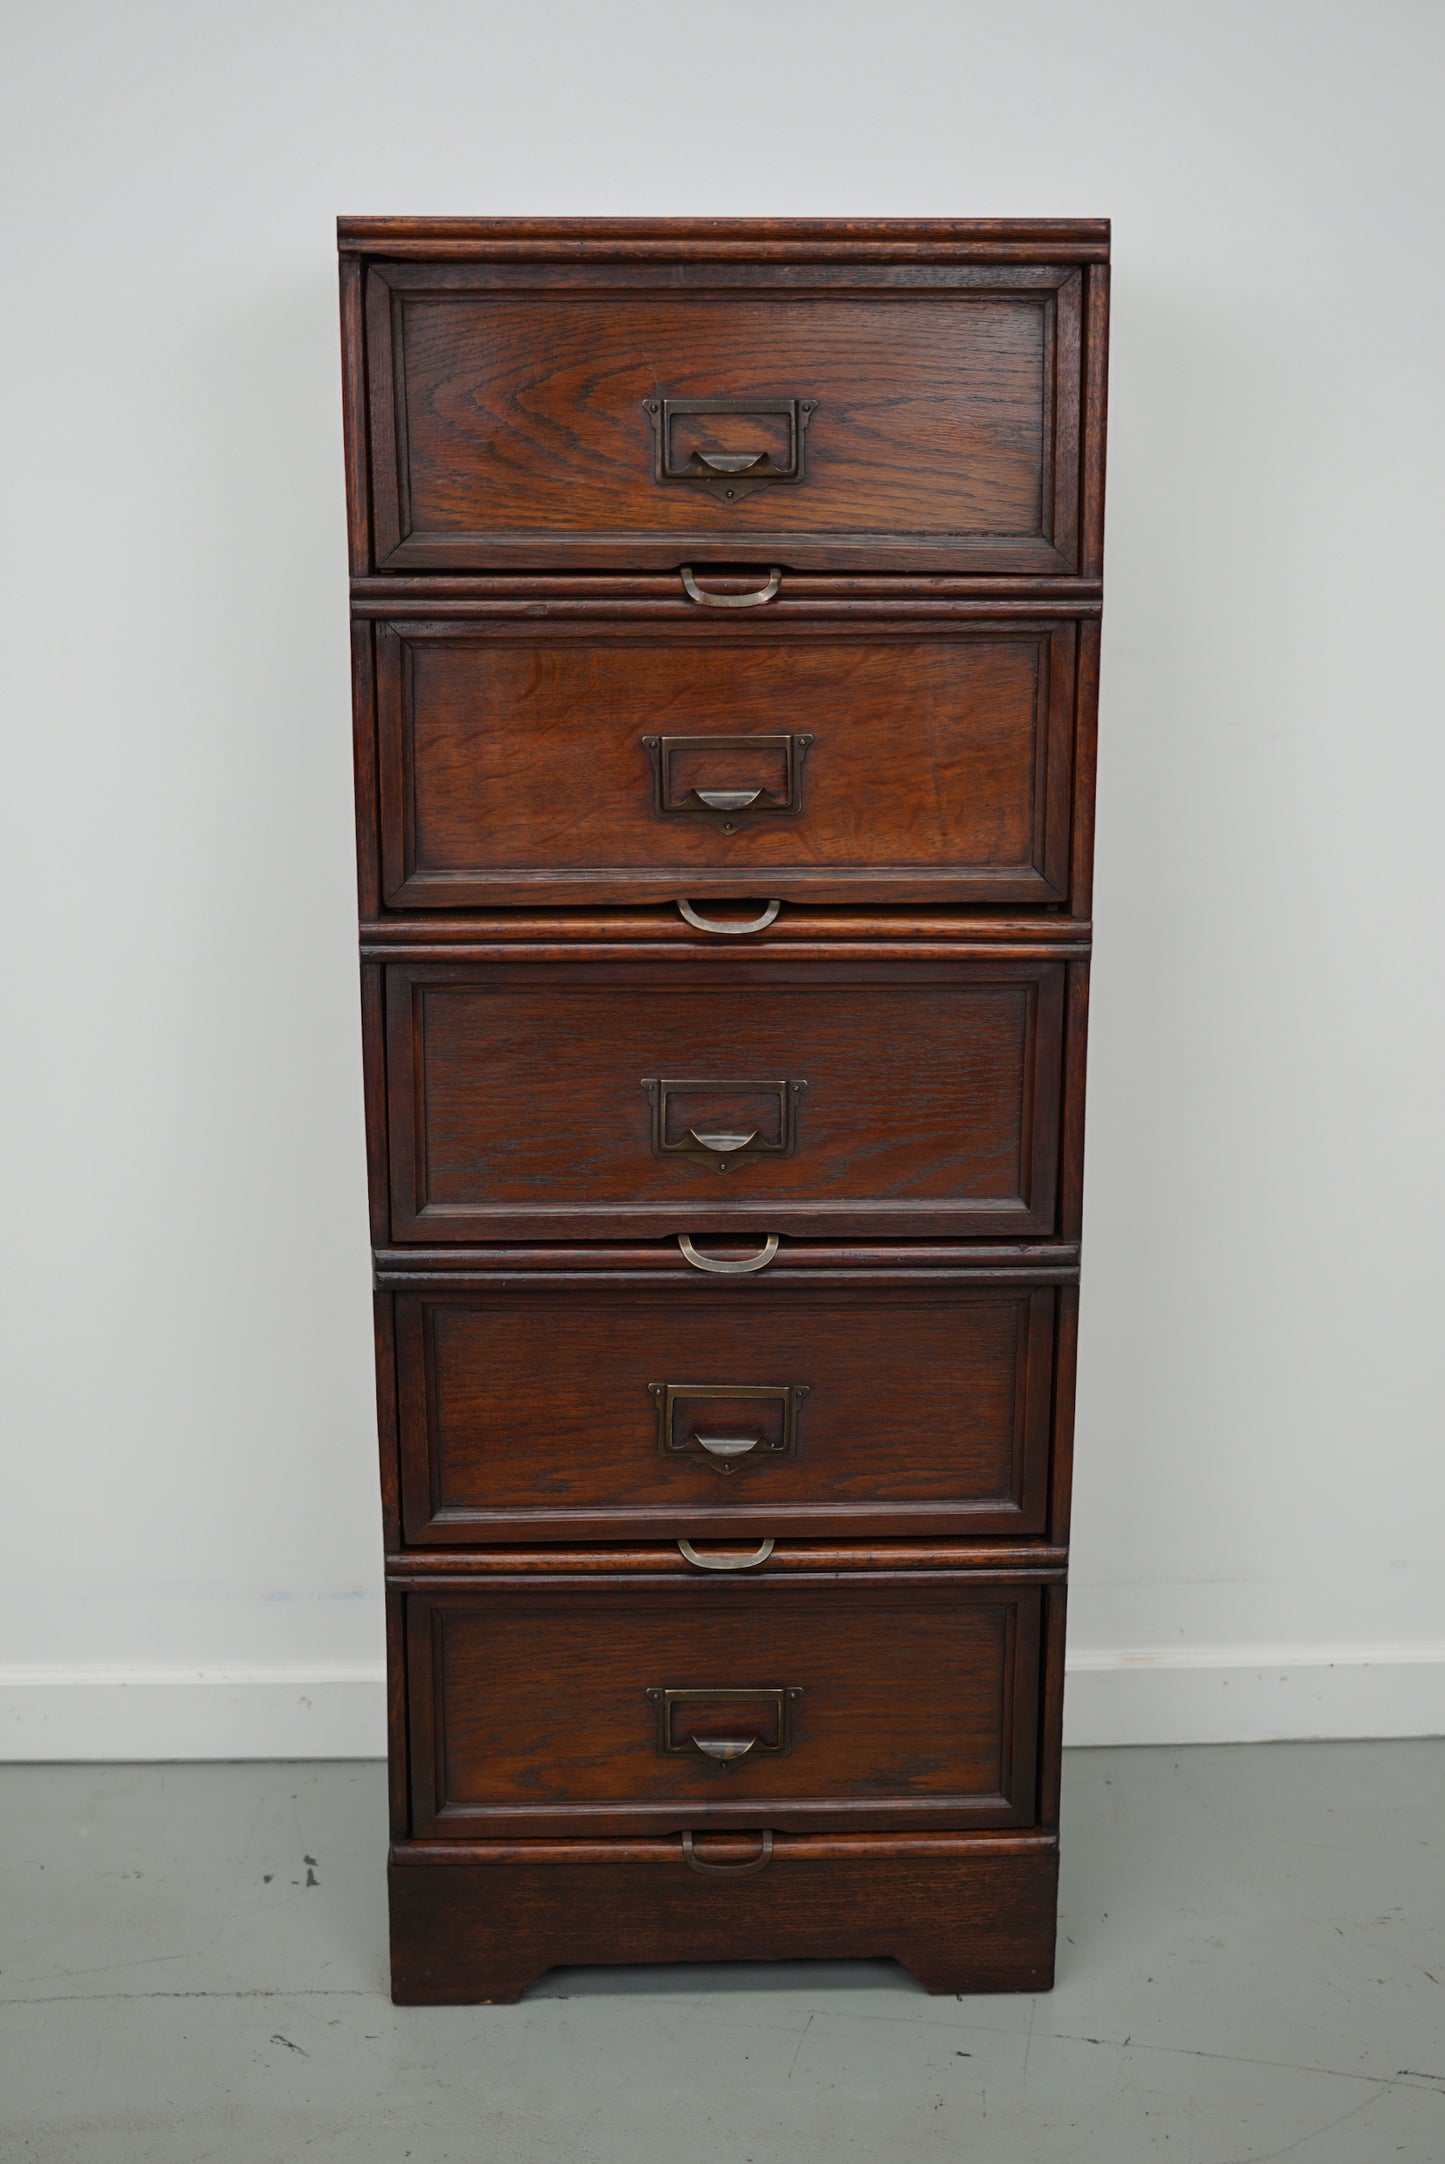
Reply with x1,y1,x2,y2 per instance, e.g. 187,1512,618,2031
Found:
342,215,1107,2001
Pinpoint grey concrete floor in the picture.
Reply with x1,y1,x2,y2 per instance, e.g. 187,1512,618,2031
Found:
1,1745,1442,2163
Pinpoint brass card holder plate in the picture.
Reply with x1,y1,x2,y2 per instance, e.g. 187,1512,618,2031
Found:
642,1077,806,1170
646,1686,802,1771
644,397,816,502
649,1382,809,1474
642,733,812,832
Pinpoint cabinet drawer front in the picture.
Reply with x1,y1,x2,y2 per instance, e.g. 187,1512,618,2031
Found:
384,960,1067,1242
406,1578,1042,1838
397,1281,1058,1542
378,620,1077,910
366,265,1082,574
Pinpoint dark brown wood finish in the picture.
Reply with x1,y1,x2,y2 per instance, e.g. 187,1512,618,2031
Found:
405,1573,1042,1839
341,215,1107,2003
362,260,1087,575
375,615,1079,909
392,1276,1060,1542
383,956,1070,1242
388,1839,1059,2003
387,1543,1069,1578
353,573,1101,611
340,216,1109,258
360,908,1093,946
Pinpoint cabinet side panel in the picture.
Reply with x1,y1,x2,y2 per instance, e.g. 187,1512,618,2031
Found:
351,619,381,919
1048,1281,1080,1549
1038,1583,1067,1829
339,257,372,576
1070,617,1100,920
1080,263,1110,579
1058,961,1090,1243
374,1290,401,1552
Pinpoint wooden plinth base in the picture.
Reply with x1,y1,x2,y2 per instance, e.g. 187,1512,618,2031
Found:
389,1839,1059,2005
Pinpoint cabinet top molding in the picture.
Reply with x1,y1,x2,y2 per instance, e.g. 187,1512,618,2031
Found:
336,216,1111,263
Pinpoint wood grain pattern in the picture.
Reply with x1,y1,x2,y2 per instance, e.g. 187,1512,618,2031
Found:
350,619,381,919
399,1828,1056,1862
389,1835,1055,1999
387,1549,1068,1579
372,1242,1081,1279
376,617,1078,908
383,957,1069,1241
353,574,1102,609
339,213,1108,2004
405,1576,1042,1839
341,213,1108,258
393,1278,1057,1542
388,1840,1059,2002
364,930,1091,964
338,259,371,577
1082,264,1110,579
364,263,1084,573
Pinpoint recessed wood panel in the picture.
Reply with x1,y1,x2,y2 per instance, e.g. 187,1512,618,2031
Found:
365,264,1083,573
406,1577,1042,1838
396,1279,1058,1542
377,619,1077,909
384,959,1068,1241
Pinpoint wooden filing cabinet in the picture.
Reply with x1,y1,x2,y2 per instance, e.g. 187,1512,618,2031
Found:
339,215,1107,2002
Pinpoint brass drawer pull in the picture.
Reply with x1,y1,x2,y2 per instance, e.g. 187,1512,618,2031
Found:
650,1381,808,1472
644,734,811,829
645,1078,803,1169
680,566,783,608
682,1830,774,1876
650,398,814,502
677,1538,775,1571
677,898,782,934
677,1234,779,1275
647,1686,801,1770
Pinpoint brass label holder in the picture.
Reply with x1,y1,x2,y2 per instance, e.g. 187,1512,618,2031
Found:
642,733,812,832
642,1077,806,1170
646,1686,803,1771
644,397,816,502
649,1381,810,1474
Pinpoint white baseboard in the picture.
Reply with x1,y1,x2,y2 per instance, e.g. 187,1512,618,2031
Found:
1,1648,1441,1761
0,1665,387,1761
1062,1644,1445,1747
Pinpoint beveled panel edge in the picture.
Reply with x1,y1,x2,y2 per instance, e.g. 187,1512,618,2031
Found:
360,911,1092,937
351,576,1104,610
403,1505,1049,1548
339,215,1110,263
383,877,1071,913
384,1549,1069,1580
360,931,1092,961
372,1243,1081,1281
378,536,1081,577
392,1828,1059,1865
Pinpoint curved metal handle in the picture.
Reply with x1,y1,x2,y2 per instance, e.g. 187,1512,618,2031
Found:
678,1234,779,1275
644,734,811,830
677,898,781,935
680,566,782,609
692,1433,763,1460
687,1129,758,1156
683,1829,774,1876
690,1735,760,1763
677,1538,775,1572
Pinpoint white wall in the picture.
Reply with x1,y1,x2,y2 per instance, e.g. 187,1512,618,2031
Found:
3,0,1443,1758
